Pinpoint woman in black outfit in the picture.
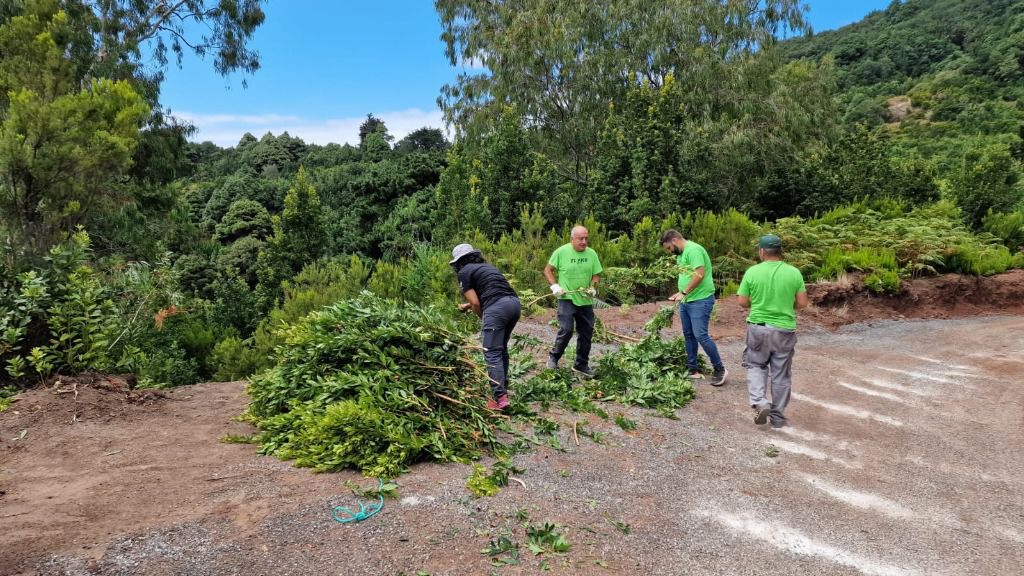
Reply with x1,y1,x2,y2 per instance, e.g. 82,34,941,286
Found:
449,244,522,411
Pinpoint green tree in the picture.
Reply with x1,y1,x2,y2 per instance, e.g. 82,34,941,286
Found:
90,0,266,83
256,167,326,304
215,199,272,242
437,0,808,178
952,144,1023,228
588,59,839,227
756,126,940,218
203,172,286,226
359,114,391,145
395,127,449,154
218,235,265,287
129,114,195,185
431,106,588,242
0,6,149,259
243,132,294,175
359,115,394,162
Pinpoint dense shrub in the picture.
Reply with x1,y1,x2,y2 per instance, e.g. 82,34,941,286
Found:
0,231,128,382
772,200,1020,279
210,336,263,381
246,255,371,373
983,210,1024,251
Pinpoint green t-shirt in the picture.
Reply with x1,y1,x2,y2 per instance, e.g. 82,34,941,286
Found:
677,241,715,302
737,261,806,330
548,244,603,306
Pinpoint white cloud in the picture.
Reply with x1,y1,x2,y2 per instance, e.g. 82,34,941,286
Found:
460,49,492,71
172,108,448,148
174,112,304,126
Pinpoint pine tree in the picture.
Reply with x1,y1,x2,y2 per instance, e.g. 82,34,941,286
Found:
256,167,326,307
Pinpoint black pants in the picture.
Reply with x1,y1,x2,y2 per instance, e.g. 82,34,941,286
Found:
550,299,595,371
482,296,521,398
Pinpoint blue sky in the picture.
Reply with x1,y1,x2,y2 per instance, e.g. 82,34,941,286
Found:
160,1,893,147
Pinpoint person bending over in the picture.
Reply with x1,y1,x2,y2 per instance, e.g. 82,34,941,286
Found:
450,243,522,411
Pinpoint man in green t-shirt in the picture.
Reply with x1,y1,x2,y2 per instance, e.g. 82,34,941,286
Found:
736,234,809,428
544,225,603,376
660,229,728,386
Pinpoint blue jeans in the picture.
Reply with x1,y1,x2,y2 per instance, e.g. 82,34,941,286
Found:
679,295,723,372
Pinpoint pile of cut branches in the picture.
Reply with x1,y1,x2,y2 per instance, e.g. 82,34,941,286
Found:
244,294,700,477
244,292,498,477
592,306,696,415
515,306,698,417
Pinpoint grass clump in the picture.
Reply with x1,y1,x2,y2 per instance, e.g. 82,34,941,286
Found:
0,385,17,412
863,269,902,294
614,413,637,431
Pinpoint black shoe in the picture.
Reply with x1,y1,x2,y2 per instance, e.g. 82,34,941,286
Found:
753,405,770,425
572,366,594,378
708,368,728,387
546,355,558,369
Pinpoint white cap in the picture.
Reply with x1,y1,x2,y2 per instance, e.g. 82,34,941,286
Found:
449,243,481,264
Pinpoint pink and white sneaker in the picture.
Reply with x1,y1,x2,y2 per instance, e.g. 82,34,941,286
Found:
487,394,510,411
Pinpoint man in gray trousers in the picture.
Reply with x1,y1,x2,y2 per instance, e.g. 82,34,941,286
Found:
736,235,809,428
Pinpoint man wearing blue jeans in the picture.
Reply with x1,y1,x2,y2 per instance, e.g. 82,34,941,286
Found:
661,229,728,386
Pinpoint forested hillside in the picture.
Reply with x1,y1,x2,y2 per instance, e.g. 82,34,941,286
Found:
780,0,1024,224
1,0,1022,395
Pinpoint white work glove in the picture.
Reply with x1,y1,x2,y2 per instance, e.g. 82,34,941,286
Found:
584,286,597,298
550,283,565,296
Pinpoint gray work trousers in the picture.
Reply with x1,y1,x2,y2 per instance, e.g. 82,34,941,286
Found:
482,296,521,399
743,323,798,426
550,299,595,371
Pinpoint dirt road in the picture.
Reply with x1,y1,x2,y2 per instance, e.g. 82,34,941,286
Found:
1,311,1022,575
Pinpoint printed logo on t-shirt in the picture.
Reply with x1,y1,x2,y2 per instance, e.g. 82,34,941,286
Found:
570,257,589,264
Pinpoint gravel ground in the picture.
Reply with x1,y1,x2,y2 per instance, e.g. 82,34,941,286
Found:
5,316,1023,576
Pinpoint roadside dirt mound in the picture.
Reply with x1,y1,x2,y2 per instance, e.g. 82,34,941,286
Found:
1,374,167,430
803,270,1024,329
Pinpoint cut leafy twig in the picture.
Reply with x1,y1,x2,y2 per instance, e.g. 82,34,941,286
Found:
523,287,612,311
466,459,524,497
606,329,641,343
526,522,571,555
605,515,632,534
